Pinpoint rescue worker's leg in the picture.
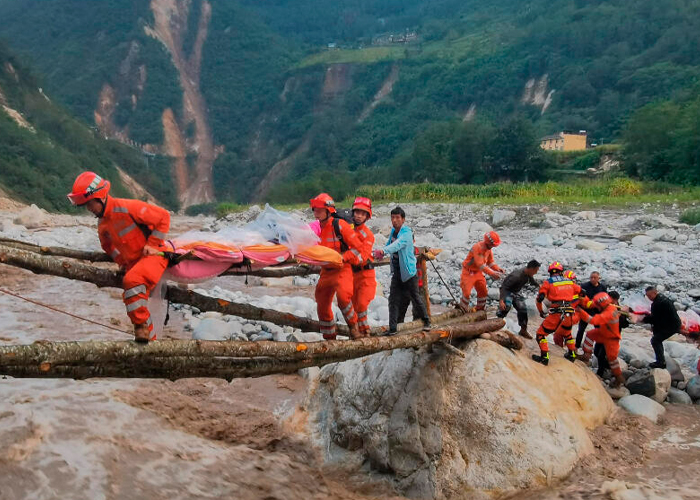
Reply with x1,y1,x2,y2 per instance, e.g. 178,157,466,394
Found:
336,265,360,338
352,269,376,337
387,272,404,334
405,275,431,329
581,327,603,361
555,314,577,362
316,268,340,340
474,276,488,311
459,271,475,312
533,313,560,365
603,338,625,387
122,255,168,342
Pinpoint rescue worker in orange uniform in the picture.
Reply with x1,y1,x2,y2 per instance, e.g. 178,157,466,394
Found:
533,262,580,365
310,193,365,340
577,292,625,388
553,270,583,347
67,172,170,343
350,197,377,337
459,231,504,312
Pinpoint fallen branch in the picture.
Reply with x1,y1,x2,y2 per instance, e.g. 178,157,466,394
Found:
0,318,507,380
0,237,111,262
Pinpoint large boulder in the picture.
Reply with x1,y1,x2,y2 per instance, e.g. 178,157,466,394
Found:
442,221,472,245
533,234,554,247
306,340,614,499
575,239,607,251
12,203,48,229
667,387,693,405
651,368,671,403
625,369,656,397
492,209,516,227
618,395,666,423
687,375,700,401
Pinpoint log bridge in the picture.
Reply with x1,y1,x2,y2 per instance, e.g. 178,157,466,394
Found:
0,238,515,381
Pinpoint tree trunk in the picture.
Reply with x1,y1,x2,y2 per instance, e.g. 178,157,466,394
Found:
0,237,111,262
0,318,508,381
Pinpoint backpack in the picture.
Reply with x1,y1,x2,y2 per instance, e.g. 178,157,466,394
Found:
331,209,354,252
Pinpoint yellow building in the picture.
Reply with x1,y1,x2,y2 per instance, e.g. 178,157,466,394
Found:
540,131,587,151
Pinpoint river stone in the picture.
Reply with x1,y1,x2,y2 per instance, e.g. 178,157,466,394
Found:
651,368,671,403
576,239,607,251
492,209,516,227
470,221,493,234
625,369,655,397
667,387,693,405
12,203,48,229
575,211,596,220
631,235,653,247
688,289,700,299
618,395,666,423
687,375,700,401
307,340,614,498
192,318,230,341
664,355,684,383
442,221,471,245
534,234,554,247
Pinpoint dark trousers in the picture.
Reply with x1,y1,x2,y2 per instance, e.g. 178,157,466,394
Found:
594,343,609,376
576,316,592,348
496,292,528,329
389,274,429,332
651,330,675,365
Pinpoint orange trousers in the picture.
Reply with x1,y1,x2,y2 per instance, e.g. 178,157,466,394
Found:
460,271,488,311
352,269,376,335
536,312,575,354
122,254,168,340
553,312,580,346
315,264,357,339
582,328,622,376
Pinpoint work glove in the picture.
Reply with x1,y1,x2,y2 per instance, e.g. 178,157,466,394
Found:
539,311,547,319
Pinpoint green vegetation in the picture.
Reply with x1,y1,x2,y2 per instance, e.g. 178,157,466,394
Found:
0,42,178,211
680,208,700,226
299,47,407,67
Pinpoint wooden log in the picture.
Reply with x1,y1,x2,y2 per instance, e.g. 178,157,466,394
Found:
0,237,112,262
417,255,432,317
0,318,507,380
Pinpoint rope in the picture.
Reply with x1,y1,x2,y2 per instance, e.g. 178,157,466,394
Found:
428,259,462,307
0,287,131,335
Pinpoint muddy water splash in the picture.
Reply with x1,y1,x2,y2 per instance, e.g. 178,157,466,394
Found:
145,0,216,207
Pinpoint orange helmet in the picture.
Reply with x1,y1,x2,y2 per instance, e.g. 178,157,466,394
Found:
352,196,372,218
593,292,612,310
484,231,501,247
548,261,564,273
563,270,577,281
67,171,110,206
309,193,336,213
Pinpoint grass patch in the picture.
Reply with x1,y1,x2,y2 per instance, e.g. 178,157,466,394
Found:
352,178,700,207
298,46,406,68
680,207,700,225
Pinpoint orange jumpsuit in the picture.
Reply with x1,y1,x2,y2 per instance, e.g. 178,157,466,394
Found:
579,305,623,377
460,241,502,311
98,197,170,340
315,217,364,339
536,275,580,355
351,223,376,335
554,288,586,347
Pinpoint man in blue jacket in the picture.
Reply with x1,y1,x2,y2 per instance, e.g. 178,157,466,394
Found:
377,207,431,334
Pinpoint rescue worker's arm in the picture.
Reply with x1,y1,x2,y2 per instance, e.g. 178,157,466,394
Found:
357,229,375,262
474,249,501,279
579,307,615,326
536,282,549,317
339,221,366,265
123,200,170,249
98,231,117,263
486,252,504,273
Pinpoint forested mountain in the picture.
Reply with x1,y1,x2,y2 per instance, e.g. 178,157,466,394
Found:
0,42,177,210
1,0,699,207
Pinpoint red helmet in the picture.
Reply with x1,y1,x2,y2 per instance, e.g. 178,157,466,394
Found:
548,261,564,273
484,231,501,247
309,193,336,213
352,196,372,218
593,292,612,310
67,171,110,206
563,270,577,281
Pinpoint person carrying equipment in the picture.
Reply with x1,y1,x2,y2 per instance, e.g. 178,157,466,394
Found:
310,193,365,340
532,261,580,365
459,231,504,312
577,292,625,388
553,270,583,347
496,259,540,339
67,171,170,343
350,197,377,337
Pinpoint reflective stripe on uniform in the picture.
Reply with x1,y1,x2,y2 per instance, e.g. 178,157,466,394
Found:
118,223,137,237
319,320,336,327
151,230,167,240
341,303,353,314
126,299,148,312
357,311,368,319
145,317,153,327
113,206,129,214
359,230,367,238
124,284,147,299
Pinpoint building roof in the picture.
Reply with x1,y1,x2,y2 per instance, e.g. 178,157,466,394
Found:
540,133,563,142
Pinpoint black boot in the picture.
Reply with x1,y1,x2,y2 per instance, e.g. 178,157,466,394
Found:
564,350,577,363
532,352,550,366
